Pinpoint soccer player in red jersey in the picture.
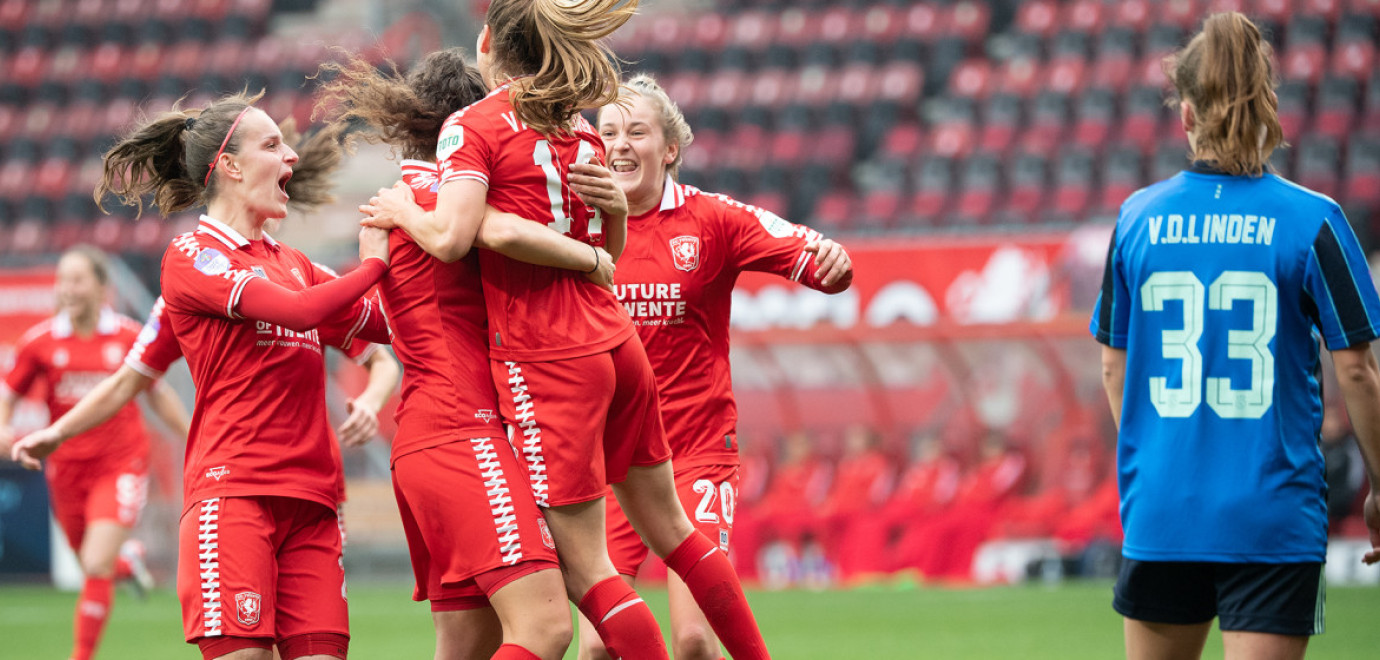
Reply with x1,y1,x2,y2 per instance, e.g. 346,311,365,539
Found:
0,246,188,660
574,74,855,659
317,48,630,659
92,91,391,660
359,3,771,657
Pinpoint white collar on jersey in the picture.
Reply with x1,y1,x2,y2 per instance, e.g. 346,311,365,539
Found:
51,307,121,338
659,173,687,211
197,214,279,251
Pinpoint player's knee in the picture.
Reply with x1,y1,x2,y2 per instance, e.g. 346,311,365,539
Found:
577,635,614,660
80,553,116,578
513,604,573,659
672,624,720,660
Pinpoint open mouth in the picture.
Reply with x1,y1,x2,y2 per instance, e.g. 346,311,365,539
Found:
277,171,292,197
610,158,637,173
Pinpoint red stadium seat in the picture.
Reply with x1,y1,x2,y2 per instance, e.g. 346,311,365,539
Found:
728,11,776,50
809,189,855,233
1332,38,1376,80
1301,0,1345,19
775,8,823,49
876,61,923,107
1314,76,1359,139
857,187,903,231
1295,136,1341,199
1001,153,1050,221
858,5,903,47
1072,88,1117,150
0,0,32,27
836,63,878,107
1343,137,1380,206
1110,0,1153,32
1021,92,1071,156
878,123,924,160
45,45,86,87
793,65,839,108
1352,0,1380,17
1098,147,1145,214
907,157,954,225
1277,81,1311,141
948,59,994,100
900,3,944,42
997,57,1043,99
8,46,47,90
817,6,858,47
1284,45,1329,85
89,42,130,84
1063,0,1107,33
947,1,991,45
1162,0,1203,28
34,156,73,200
690,12,729,51
1015,0,1061,38
8,218,51,256
955,152,1001,224
0,158,34,200
977,94,1020,154
1051,150,1096,219
1044,57,1088,96
703,69,749,110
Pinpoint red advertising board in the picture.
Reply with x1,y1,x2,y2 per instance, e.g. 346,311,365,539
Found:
0,267,57,432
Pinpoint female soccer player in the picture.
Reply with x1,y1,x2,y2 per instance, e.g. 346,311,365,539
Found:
0,246,188,660
360,3,769,657
579,73,853,660
316,47,629,659
95,91,392,660
1091,12,1380,660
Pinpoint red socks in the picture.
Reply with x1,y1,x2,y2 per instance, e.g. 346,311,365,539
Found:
492,644,542,659
577,577,669,659
114,556,133,581
664,532,770,660
72,577,114,660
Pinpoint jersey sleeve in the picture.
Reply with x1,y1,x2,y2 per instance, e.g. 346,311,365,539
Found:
161,236,262,319
124,296,183,379
1302,208,1380,350
437,112,494,189
1090,225,1130,348
720,198,829,287
2,329,43,399
400,159,441,210
308,261,391,351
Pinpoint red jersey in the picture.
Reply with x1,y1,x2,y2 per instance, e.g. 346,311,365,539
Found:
4,308,148,465
160,215,381,513
615,176,848,469
379,160,504,463
437,85,633,361
125,291,377,506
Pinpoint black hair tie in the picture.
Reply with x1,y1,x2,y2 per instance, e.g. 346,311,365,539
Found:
184,116,197,130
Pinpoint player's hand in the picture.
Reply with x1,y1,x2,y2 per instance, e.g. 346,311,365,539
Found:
570,160,628,219
804,238,852,287
10,426,64,470
358,226,391,266
584,246,616,291
337,399,379,448
1363,490,1380,565
360,181,418,230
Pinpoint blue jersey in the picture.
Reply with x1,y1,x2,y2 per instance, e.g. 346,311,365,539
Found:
1091,163,1380,563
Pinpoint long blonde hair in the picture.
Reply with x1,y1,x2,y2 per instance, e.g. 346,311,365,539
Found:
485,0,638,135
1164,12,1283,176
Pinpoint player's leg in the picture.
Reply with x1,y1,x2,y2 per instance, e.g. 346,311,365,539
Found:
432,607,502,660
271,498,349,660
575,494,645,660
664,465,740,660
1114,560,1215,660
1216,563,1321,660
604,337,767,659
484,564,573,659
493,356,668,660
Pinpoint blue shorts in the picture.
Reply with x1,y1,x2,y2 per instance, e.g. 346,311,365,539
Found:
1113,559,1325,636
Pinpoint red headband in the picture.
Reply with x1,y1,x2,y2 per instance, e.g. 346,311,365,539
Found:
203,106,252,187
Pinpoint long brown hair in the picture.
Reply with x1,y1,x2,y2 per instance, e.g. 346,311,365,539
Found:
314,48,487,161
1164,12,1283,177
485,0,637,135
96,90,343,217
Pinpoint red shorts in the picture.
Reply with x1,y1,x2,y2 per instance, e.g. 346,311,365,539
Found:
177,496,348,646
493,336,671,507
392,438,560,607
46,454,148,550
606,462,740,576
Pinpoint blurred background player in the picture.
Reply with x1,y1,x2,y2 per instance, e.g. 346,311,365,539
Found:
317,46,640,659
359,2,769,657
580,72,853,660
92,91,392,660
0,245,189,660
1092,12,1380,660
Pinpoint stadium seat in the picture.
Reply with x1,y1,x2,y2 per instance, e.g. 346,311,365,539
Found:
1071,87,1116,149
1021,91,1070,156
954,151,1002,225
948,59,994,100
1110,0,1153,33
1296,135,1343,198
1050,149,1097,219
1314,76,1360,139
1277,80,1311,141
907,156,954,226
1099,146,1145,214
1000,152,1050,222
1343,135,1380,206
1064,0,1107,33
978,93,1022,154
1015,0,1061,39
926,96,977,159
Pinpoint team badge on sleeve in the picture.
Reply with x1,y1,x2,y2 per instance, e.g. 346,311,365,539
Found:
436,124,465,161
193,248,230,276
670,235,701,272
235,592,261,626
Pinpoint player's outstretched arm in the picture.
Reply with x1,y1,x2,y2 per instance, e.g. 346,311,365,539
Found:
1100,346,1127,431
1331,343,1380,564
803,238,854,292
338,347,401,448
236,236,388,334
475,207,615,289
143,379,190,441
10,365,153,469
361,180,486,263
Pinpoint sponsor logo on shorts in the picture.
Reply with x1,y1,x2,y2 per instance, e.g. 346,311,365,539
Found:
205,466,230,481
538,517,555,550
235,591,261,627
475,409,498,424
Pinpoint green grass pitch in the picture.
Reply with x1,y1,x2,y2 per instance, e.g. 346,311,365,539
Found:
1,581,1377,658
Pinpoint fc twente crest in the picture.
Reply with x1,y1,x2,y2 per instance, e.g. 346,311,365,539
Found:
236,592,261,627
669,235,700,272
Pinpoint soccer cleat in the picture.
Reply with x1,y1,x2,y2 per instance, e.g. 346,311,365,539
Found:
119,540,154,599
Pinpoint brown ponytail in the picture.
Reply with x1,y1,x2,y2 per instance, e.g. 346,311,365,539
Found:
314,48,487,161
485,0,637,135
1165,12,1283,176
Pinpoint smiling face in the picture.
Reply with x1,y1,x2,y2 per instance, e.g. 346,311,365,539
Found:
597,94,677,216
54,252,104,320
218,108,298,221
